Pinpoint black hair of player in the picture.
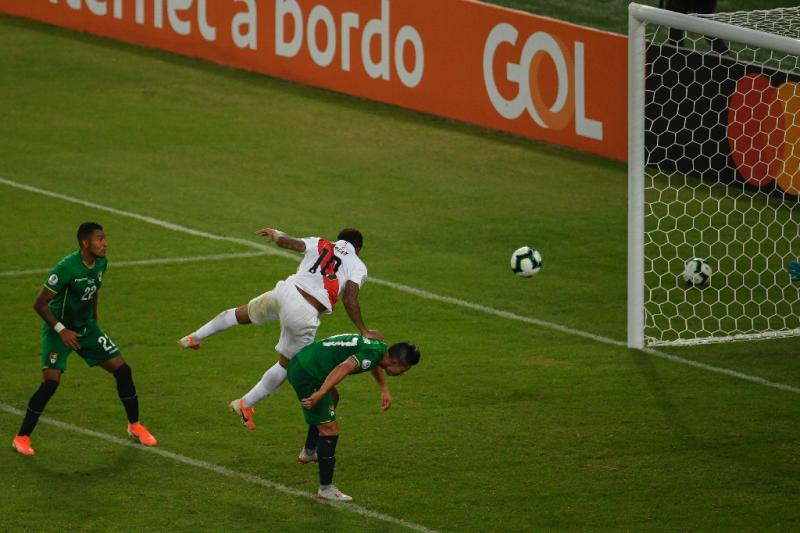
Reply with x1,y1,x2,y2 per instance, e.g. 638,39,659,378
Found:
388,342,421,366
77,222,103,245
337,228,363,251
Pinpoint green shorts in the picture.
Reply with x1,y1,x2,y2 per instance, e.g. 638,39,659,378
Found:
41,321,121,372
287,359,336,426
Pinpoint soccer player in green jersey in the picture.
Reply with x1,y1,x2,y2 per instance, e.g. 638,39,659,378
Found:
287,333,420,501
11,222,157,456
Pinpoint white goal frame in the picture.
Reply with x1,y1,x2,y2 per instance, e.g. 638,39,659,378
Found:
627,3,800,348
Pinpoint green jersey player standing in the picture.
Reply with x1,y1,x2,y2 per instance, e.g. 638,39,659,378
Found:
287,333,421,501
11,222,157,456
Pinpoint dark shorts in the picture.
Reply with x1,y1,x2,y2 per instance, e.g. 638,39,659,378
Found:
286,359,336,426
41,321,121,371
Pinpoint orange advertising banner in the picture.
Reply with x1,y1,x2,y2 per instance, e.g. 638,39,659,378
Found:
0,0,628,160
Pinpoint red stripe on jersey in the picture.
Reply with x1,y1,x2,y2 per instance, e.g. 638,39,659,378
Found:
317,239,340,307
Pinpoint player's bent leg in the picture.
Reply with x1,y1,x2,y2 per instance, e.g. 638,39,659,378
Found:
241,358,289,409
101,357,157,446
315,422,350,502
181,305,248,349
234,305,252,324
13,372,61,455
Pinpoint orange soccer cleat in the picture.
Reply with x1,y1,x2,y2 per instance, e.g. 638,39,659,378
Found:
178,335,202,350
230,398,256,430
12,435,35,456
127,422,158,446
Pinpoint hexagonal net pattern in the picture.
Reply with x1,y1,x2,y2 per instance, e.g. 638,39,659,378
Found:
639,7,800,346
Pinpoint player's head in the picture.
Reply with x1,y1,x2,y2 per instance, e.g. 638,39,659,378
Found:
337,228,363,254
77,222,106,258
382,342,421,376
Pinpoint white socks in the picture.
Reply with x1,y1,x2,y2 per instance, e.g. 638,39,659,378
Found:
192,308,238,341
242,362,288,407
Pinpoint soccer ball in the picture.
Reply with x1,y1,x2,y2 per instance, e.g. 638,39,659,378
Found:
510,246,542,277
683,257,712,287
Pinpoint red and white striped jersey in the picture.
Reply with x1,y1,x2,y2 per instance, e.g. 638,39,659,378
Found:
287,237,368,313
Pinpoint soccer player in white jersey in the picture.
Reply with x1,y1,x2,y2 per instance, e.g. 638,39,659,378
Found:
179,227,383,431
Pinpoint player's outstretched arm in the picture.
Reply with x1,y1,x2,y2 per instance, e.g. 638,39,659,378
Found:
255,228,306,252
342,281,383,340
301,359,357,409
33,287,81,350
370,366,392,411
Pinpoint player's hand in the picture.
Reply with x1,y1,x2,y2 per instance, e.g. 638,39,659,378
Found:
59,329,81,350
789,261,800,282
256,228,284,244
380,389,393,412
362,329,384,341
301,393,321,409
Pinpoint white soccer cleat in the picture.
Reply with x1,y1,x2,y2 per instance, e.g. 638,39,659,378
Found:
316,484,352,502
178,335,201,350
298,447,318,464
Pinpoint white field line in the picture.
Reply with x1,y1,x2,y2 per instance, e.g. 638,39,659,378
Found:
0,404,438,533
2,176,798,396
0,252,268,278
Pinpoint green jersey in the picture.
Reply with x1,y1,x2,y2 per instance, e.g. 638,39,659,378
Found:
43,251,107,329
295,333,387,381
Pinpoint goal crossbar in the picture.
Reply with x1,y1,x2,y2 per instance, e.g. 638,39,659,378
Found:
629,3,800,57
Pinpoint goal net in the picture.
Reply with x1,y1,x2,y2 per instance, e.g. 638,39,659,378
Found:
628,4,800,347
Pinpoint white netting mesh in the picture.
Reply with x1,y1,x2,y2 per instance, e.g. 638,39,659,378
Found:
641,7,800,346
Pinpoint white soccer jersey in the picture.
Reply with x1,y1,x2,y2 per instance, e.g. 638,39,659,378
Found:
286,237,368,313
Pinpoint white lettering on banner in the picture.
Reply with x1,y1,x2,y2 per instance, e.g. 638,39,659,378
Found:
197,0,217,41
166,0,216,40
86,0,107,16
308,5,336,67
48,0,216,41
169,0,192,35
276,0,303,57
361,0,390,80
341,12,360,72
274,0,425,88
232,0,257,50
483,23,603,140
395,25,424,88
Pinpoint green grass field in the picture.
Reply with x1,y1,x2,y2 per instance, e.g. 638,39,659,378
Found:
1,4,800,532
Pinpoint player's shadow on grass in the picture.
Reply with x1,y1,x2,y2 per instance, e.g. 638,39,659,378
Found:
631,348,800,488
629,349,702,450
21,441,140,480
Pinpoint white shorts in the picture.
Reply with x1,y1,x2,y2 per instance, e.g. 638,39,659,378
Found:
247,280,321,359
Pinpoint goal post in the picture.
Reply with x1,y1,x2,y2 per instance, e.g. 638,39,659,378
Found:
628,3,800,348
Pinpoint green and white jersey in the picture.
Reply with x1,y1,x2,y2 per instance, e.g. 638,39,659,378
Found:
295,333,387,382
43,251,107,329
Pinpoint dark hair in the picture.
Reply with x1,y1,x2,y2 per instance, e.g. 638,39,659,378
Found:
77,222,103,244
337,228,363,250
388,342,421,366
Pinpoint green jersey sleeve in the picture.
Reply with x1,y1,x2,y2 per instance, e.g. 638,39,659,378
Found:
350,338,388,374
44,260,71,294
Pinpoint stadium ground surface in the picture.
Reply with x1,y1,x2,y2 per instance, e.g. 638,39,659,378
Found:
1,5,799,532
